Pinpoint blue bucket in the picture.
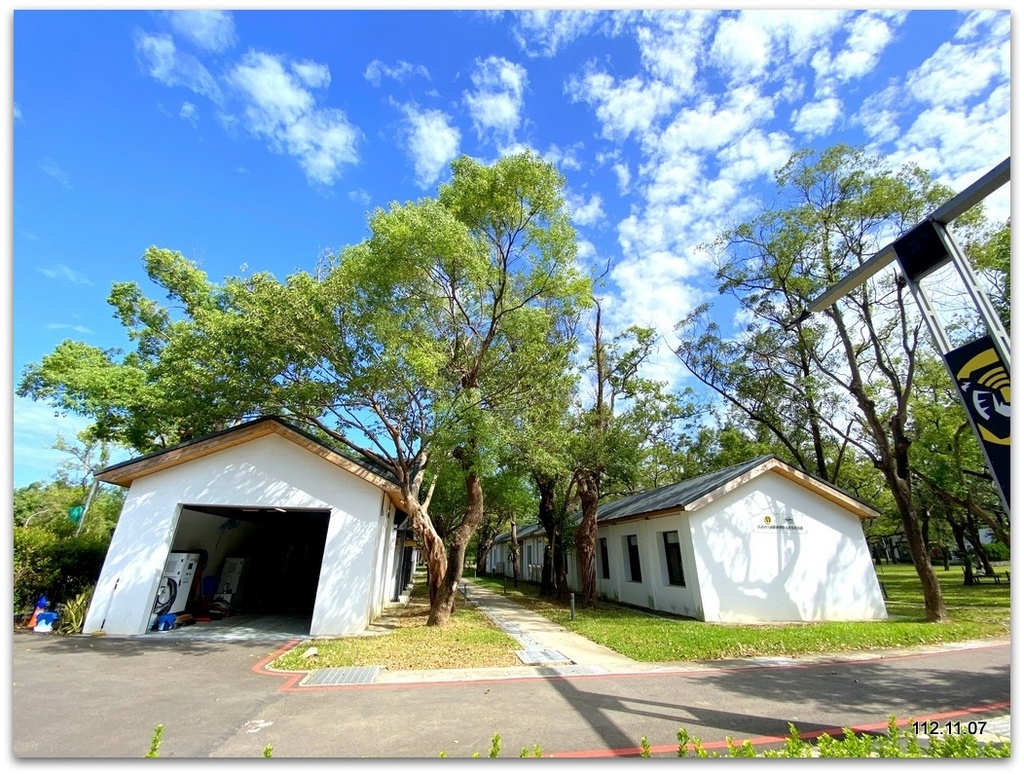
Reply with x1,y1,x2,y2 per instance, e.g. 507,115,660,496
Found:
36,612,58,626
156,614,177,631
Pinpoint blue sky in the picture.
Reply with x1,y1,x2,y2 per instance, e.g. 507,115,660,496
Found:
6,5,1013,488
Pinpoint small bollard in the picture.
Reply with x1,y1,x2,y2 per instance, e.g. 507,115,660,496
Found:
570,592,575,621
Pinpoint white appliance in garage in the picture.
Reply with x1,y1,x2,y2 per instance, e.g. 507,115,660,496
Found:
216,557,251,606
154,552,200,616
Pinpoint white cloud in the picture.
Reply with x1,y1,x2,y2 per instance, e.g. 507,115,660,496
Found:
717,129,792,184
567,69,677,143
791,96,843,138
179,101,199,127
540,142,583,172
399,104,461,188
567,192,604,227
38,264,91,285
291,60,331,90
134,31,223,103
348,189,372,206
46,323,94,334
227,51,360,186
41,158,71,188
364,59,430,87
511,9,614,57
709,13,771,82
464,56,528,144
14,103,22,121
612,162,631,193
165,10,237,53
906,25,1006,109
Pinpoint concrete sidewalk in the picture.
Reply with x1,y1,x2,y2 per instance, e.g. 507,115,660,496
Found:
459,579,638,669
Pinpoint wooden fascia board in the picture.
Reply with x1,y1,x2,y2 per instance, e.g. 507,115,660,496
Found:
682,459,879,519
97,420,399,493
597,506,687,528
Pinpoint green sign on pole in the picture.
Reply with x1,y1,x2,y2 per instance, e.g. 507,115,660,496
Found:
68,505,85,523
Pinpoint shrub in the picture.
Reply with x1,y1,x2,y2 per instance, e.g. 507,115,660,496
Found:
982,541,1009,562
13,524,109,614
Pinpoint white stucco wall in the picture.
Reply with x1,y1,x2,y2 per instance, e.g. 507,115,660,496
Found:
688,472,887,622
594,518,700,618
83,434,392,637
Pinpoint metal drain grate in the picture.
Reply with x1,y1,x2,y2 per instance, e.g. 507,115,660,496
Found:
516,648,571,665
300,666,381,687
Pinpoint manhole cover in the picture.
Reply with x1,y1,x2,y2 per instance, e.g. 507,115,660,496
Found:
300,666,381,686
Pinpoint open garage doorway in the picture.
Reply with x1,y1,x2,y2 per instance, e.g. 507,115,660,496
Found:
156,504,331,639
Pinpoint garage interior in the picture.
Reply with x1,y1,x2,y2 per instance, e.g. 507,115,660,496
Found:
150,504,330,639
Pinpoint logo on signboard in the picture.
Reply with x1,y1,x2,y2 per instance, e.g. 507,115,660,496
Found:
956,346,1010,445
763,515,772,525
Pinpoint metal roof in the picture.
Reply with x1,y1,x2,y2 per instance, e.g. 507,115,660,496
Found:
492,455,878,543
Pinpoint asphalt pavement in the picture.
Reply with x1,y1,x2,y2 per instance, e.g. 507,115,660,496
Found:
10,579,1012,759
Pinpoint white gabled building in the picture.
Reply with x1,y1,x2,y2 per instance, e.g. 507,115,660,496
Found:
489,456,887,623
83,417,417,638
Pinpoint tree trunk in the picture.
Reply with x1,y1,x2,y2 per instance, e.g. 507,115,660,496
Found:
828,302,947,622
404,488,448,608
575,469,599,607
950,521,976,585
966,517,995,577
534,472,557,596
509,520,520,588
475,534,494,576
427,467,485,626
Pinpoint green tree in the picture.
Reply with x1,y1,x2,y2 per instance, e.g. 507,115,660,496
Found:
20,151,589,628
677,145,959,621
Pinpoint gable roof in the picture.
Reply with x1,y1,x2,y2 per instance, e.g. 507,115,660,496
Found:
94,416,400,492
596,455,878,524
491,456,878,545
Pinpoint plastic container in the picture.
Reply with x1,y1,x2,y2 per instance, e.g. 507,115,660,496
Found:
34,612,59,632
156,614,177,631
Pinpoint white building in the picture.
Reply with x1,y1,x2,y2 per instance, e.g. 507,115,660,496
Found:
83,417,416,638
489,456,887,623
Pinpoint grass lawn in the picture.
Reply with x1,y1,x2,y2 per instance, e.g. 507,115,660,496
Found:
270,580,521,672
271,563,1009,670
472,563,1010,661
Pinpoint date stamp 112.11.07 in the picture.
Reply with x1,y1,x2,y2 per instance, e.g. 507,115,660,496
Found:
912,720,988,736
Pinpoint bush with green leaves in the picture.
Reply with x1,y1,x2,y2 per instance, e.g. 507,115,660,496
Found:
13,522,109,614
982,541,1009,562
440,718,1008,758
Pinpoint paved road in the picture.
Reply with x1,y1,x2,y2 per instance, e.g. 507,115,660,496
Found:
12,630,1010,758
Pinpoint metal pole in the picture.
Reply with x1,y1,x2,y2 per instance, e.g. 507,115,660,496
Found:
75,477,100,537
570,593,575,621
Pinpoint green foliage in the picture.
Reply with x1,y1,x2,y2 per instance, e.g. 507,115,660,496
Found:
471,566,1007,662
436,719,1008,758
262,744,274,758
56,586,94,635
519,745,542,758
13,523,109,613
145,725,164,758
488,733,502,758
983,541,1009,561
